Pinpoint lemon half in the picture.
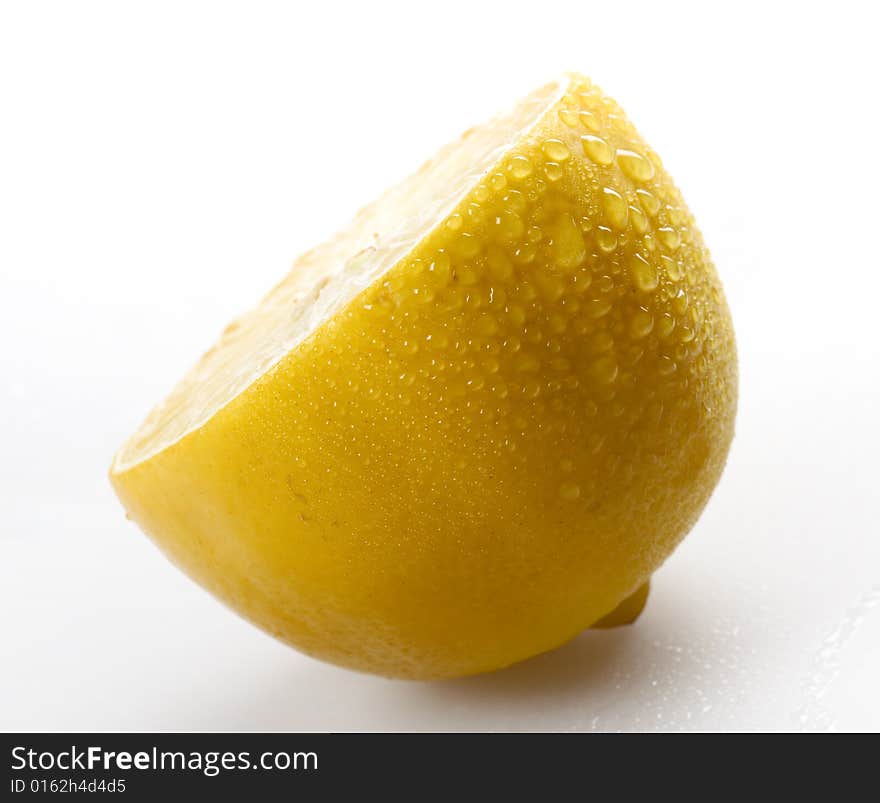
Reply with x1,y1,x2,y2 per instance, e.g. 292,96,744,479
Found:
111,74,736,679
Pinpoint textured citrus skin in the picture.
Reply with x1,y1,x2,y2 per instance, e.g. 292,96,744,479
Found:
111,75,737,679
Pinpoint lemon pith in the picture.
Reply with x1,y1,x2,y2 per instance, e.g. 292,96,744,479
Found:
111,74,737,679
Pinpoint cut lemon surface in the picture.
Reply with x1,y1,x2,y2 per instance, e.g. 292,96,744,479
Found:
111,74,737,679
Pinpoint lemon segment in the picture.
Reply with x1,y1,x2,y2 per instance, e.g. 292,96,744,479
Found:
111,74,737,679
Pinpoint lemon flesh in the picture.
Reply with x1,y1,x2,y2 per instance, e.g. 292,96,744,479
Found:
111,74,737,679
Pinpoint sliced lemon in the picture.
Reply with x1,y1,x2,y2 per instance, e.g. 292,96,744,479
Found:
111,74,736,679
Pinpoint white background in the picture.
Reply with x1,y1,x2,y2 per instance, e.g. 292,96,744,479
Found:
1,0,878,732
